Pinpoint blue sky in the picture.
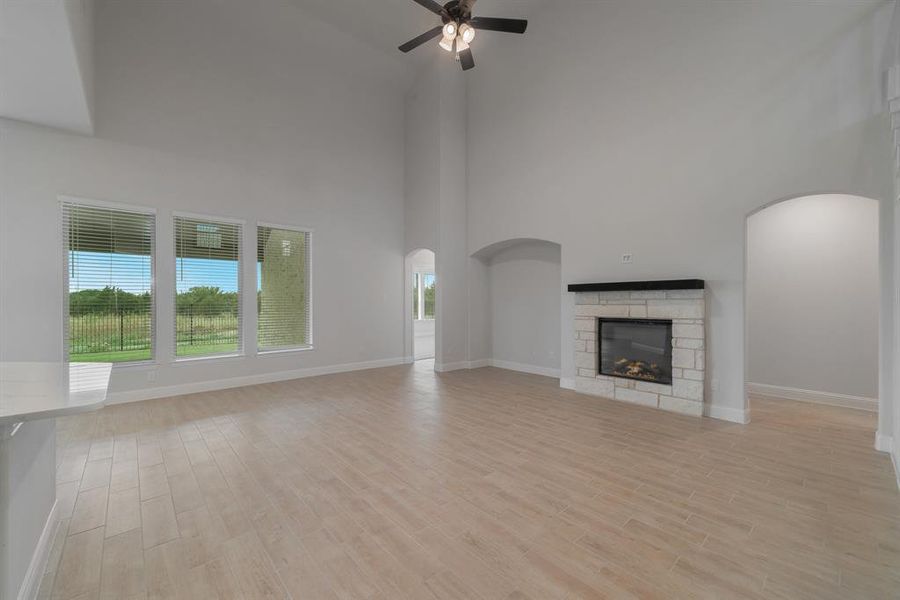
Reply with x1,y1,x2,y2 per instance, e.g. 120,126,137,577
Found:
69,251,257,293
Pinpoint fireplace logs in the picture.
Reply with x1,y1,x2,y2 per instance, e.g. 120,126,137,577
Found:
612,358,665,382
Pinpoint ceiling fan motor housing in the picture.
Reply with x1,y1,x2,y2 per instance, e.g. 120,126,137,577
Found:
441,0,475,26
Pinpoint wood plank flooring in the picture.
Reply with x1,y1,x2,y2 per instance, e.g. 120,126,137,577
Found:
41,362,899,599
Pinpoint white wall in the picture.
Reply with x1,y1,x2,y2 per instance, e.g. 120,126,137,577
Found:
884,0,900,484
464,0,895,423
467,255,492,365
404,64,440,256
747,194,879,400
436,61,470,371
488,240,561,374
0,0,407,395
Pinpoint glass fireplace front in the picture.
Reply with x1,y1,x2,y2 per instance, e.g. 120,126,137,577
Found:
598,318,673,384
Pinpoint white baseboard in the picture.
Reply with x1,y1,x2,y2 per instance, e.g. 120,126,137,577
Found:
17,500,58,600
704,404,751,424
488,359,560,379
747,382,877,412
875,432,893,453
559,377,575,390
874,433,900,490
434,361,469,373
466,359,491,369
106,357,408,405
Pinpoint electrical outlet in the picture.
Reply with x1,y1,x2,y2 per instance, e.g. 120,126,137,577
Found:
147,370,156,383
621,253,633,264
711,378,719,392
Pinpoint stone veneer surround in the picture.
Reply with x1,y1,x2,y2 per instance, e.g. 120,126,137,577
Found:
574,288,706,416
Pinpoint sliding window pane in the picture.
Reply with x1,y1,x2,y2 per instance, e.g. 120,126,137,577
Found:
63,202,155,363
257,225,311,351
174,216,241,358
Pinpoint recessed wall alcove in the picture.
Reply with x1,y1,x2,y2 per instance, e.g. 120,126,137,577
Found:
470,238,562,377
744,192,888,442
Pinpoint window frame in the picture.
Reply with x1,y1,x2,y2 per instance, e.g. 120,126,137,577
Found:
60,195,158,367
172,211,245,362
412,270,435,321
256,221,314,355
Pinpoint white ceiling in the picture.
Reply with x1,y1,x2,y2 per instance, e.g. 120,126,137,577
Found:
0,0,95,134
0,0,546,134
290,0,546,65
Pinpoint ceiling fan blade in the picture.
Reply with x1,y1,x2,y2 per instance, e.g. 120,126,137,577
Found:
398,26,444,53
459,47,475,71
411,0,445,16
469,16,528,34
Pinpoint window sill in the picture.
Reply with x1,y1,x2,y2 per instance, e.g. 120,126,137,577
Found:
172,353,244,365
258,346,315,357
107,360,158,370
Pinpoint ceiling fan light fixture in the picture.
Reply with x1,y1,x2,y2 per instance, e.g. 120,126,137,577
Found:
459,22,475,44
442,22,457,38
439,34,455,52
455,37,469,53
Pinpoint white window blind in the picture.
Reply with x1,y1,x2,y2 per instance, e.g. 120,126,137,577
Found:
257,225,311,351
174,215,242,358
63,201,155,363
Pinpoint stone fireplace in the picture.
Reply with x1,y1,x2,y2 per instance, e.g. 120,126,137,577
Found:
569,279,705,417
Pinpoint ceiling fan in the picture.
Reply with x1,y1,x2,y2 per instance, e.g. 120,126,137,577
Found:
398,0,527,71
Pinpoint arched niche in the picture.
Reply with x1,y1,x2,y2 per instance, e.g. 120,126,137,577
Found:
744,192,890,445
469,238,563,377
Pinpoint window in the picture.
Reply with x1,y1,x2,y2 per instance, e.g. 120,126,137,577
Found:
63,200,155,363
257,224,311,351
413,272,435,320
174,215,242,358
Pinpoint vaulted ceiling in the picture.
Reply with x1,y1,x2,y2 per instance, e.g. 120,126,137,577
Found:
0,0,95,134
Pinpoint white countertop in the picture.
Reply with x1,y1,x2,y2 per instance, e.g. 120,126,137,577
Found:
0,362,112,427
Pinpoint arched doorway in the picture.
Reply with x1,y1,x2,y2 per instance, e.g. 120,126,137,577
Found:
404,248,436,364
745,193,882,430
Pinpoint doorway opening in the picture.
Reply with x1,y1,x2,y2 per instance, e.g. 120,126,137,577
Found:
745,194,880,420
407,249,435,361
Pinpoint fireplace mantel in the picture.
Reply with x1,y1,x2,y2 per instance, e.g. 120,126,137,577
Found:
567,279,704,293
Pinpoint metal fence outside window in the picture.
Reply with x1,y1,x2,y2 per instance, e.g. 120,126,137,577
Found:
69,306,239,358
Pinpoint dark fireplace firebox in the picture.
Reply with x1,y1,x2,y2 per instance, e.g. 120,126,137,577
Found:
598,318,673,384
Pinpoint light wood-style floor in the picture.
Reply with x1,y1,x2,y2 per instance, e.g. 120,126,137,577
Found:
42,362,899,599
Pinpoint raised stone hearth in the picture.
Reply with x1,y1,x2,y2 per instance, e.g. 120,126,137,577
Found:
570,281,706,417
